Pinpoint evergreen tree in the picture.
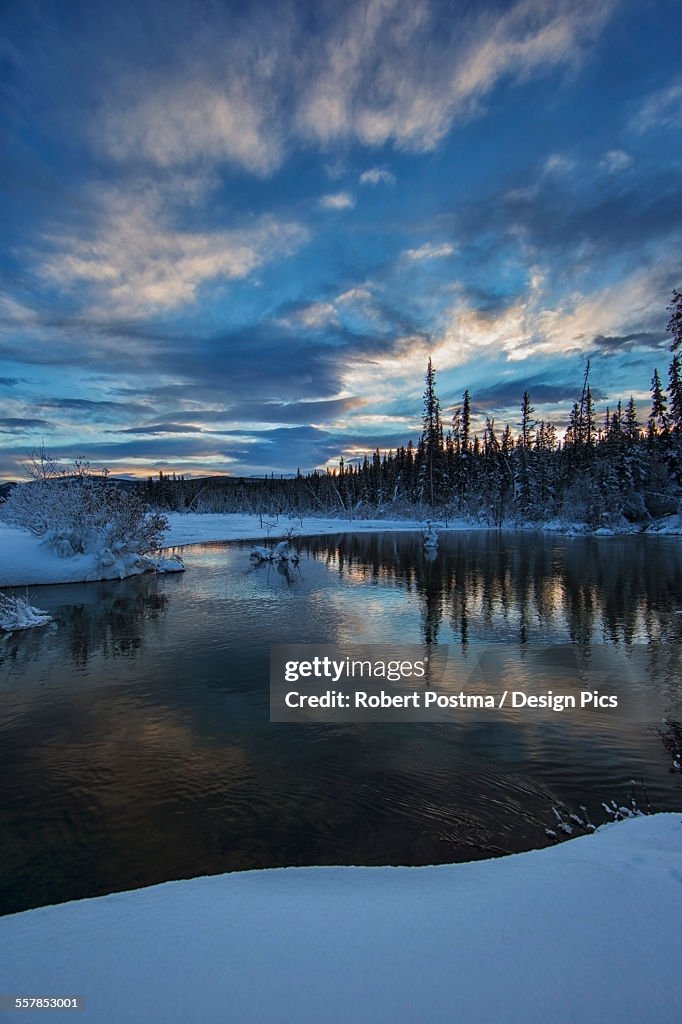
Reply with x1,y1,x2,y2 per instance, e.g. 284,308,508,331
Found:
667,354,682,483
516,391,536,515
418,357,446,507
585,385,597,449
461,389,471,452
451,388,472,508
648,369,669,438
519,390,535,448
668,354,682,432
623,397,640,442
666,288,682,351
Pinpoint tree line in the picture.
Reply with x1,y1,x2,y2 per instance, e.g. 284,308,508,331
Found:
142,290,682,528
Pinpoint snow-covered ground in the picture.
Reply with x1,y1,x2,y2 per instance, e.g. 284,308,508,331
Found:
0,522,184,588
0,515,458,587
1,814,680,1023
162,512,464,548
1,511,680,589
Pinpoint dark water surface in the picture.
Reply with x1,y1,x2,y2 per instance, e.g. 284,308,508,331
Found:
1,531,681,915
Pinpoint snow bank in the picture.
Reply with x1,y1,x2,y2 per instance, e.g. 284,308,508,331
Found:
162,513,475,548
0,523,184,587
163,512,681,548
1,510,679,588
1,815,681,1024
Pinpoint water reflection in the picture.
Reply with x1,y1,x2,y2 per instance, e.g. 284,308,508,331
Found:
0,531,680,916
1,576,171,675
299,531,682,651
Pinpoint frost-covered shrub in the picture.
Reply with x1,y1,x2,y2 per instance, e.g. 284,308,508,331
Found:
0,593,52,631
0,472,168,562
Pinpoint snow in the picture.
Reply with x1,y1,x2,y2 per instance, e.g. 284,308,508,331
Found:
0,593,52,631
0,510,679,588
0,515,468,586
162,511,682,547
422,521,440,548
0,522,184,587
1,814,680,1023
250,539,300,563
162,512,463,548
646,513,682,535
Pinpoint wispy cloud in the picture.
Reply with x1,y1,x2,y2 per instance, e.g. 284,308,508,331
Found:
404,242,456,261
298,0,616,154
101,79,283,176
433,263,671,368
542,154,576,177
0,417,50,433
599,149,632,173
36,182,308,317
359,167,396,186
319,191,356,211
89,0,616,176
278,301,340,329
632,79,682,133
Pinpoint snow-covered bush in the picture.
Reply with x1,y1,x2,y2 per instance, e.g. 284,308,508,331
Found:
250,539,300,564
0,592,52,631
0,468,168,565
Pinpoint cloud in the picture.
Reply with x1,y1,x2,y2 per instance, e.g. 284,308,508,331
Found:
319,191,356,211
114,423,207,435
542,154,576,176
36,182,308,316
0,417,50,433
278,301,340,329
404,242,456,261
456,161,682,271
446,264,670,366
101,79,283,176
84,0,615,178
599,149,632,173
472,378,605,411
298,0,615,154
38,397,150,419
113,398,368,432
39,398,143,411
633,79,682,133
359,168,396,186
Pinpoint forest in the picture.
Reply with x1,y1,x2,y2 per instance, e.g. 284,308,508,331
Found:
141,292,682,528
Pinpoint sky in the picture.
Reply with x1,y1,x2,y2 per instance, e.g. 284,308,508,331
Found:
1,0,681,479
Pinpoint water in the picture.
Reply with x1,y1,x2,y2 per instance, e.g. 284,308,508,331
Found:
1,531,681,915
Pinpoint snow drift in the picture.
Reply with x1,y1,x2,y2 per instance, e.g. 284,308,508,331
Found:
1,815,680,1024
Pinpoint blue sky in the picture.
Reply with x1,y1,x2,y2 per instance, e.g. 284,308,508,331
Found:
1,0,681,478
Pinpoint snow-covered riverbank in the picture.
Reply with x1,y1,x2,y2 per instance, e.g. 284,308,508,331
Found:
1,814,680,1024
162,512,475,547
0,521,184,588
2,511,681,588
0,514,464,586
160,510,682,546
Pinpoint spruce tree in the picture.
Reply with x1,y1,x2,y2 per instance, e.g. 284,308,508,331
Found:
516,391,536,515
648,369,669,438
519,390,536,448
666,289,682,351
667,354,682,483
623,397,639,442
452,388,472,508
668,354,682,432
419,357,445,507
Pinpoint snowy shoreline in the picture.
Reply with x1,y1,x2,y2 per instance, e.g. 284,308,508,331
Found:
1,814,681,1024
1,511,681,589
